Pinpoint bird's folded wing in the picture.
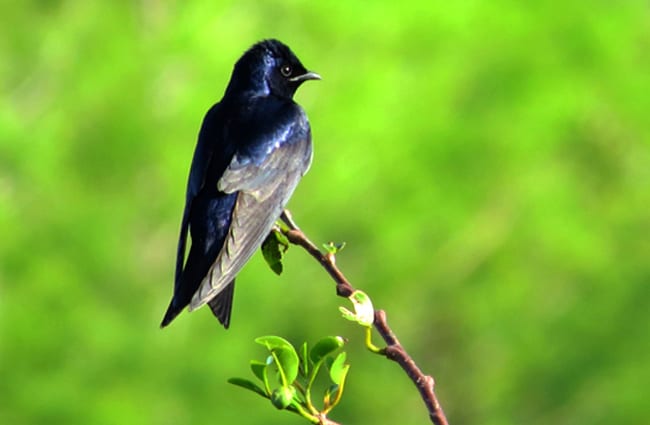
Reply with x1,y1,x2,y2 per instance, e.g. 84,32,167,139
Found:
189,136,312,310
174,105,220,288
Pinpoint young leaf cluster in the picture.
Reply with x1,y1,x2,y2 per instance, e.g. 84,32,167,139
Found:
228,335,350,424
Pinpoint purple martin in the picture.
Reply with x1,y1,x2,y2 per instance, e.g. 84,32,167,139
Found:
161,39,320,328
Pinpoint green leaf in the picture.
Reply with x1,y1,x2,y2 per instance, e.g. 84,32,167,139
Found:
275,229,290,246
272,347,300,384
250,360,268,383
339,290,375,327
309,336,345,364
256,336,300,384
255,335,295,351
261,230,289,275
322,241,346,254
299,341,309,376
328,352,349,385
228,378,268,398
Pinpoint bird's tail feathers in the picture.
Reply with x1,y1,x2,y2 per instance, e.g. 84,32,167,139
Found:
207,281,236,329
160,300,182,328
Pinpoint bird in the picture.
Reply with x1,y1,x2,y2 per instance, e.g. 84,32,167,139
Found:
160,39,320,329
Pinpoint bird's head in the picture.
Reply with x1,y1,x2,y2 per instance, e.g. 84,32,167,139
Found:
227,39,320,98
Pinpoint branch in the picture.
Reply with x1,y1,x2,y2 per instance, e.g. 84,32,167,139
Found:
318,414,341,425
280,211,449,425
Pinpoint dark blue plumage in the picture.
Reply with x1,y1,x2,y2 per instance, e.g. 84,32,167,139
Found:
161,39,320,328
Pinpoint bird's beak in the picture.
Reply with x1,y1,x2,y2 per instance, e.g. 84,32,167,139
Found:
289,71,321,82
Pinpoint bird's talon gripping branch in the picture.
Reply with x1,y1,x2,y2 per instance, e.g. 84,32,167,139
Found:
280,209,299,231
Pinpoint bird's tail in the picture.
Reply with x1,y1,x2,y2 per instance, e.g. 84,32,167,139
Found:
160,280,235,329
160,300,182,328
207,281,235,329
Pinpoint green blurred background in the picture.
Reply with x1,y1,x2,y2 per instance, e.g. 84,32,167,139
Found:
1,1,648,424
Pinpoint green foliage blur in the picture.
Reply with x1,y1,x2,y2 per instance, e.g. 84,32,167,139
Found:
1,1,648,424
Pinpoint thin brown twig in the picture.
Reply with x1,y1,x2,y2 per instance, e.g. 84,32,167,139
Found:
280,210,449,425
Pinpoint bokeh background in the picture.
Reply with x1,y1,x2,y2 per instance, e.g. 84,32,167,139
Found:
1,1,648,424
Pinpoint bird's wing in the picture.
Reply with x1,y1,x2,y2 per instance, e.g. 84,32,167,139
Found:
189,114,312,310
175,104,222,286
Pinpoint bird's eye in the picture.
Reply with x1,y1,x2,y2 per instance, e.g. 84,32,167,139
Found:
280,65,292,77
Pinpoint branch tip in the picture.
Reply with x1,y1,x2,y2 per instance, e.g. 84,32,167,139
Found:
279,211,449,425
